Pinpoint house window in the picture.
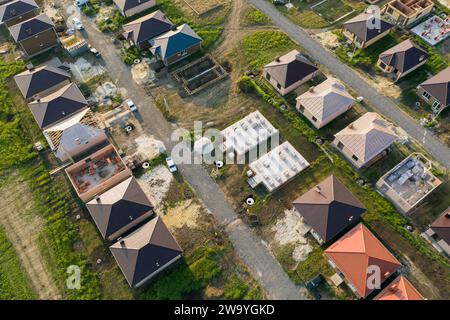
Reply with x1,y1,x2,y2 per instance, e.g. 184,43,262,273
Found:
312,116,317,122
266,73,271,81
299,105,305,113
277,83,282,90
379,62,387,69
352,155,359,161
432,101,441,109
422,91,431,100
337,141,344,150
180,49,188,57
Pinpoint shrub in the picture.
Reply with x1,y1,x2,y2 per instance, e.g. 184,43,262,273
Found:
245,9,270,26
223,275,249,299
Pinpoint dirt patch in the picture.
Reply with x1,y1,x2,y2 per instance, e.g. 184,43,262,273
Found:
94,81,118,105
181,0,223,15
137,165,173,207
161,199,201,230
371,75,402,99
70,57,106,82
0,178,61,300
271,209,313,263
313,31,340,49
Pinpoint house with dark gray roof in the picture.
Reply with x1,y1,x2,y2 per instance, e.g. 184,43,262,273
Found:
417,67,450,114
13,57,71,101
342,12,394,49
377,39,428,81
263,50,319,96
0,0,39,27
87,177,154,241
122,10,173,50
113,0,155,17
8,13,58,57
150,23,202,66
28,82,88,129
110,216,182,287
423,207,450,258
293,175,366,244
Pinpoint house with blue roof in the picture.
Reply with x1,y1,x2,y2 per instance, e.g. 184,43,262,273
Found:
149,24,202,66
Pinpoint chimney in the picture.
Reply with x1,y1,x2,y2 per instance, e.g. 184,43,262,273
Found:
389,283,398,292
445,212,450,219
10,9,17,16
75,138,81,145
61,111,66,116
95,196,101,203
27,63,35,71
155,262,160,268
348,123,354,129
26,28,32,35
275,56,281,62
348,216,354,222
315,186,322,194
129,215,134,221
309,86,315,93
119,239,125,247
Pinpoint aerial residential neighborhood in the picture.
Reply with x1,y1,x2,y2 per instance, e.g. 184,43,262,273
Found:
0,0,448,308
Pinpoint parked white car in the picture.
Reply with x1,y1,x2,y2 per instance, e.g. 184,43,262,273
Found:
166,157,177,173
72,17,84,31
124,99,137,112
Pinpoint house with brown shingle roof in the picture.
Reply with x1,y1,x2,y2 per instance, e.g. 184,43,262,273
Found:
113,0,155,17
377,39,428,81
293,175,366,244
423,207,450,258
333,112,398,169
325,223,401,298
122,10,173,51
13,57,71,101
0,0,39,27
8,13,58,57
374,275,424,300
110,216,182,287
263,50,319,96
87,177,154,241
342,12,394,49
27,82,88,129
296,78,355,129
417,66,450,114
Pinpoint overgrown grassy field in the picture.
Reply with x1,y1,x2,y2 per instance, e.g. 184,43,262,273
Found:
270,0,365,29
0,228,36,300
242,30,296,72
244,8,271,26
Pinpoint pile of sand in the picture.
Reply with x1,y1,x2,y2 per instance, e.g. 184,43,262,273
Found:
131,59,156,85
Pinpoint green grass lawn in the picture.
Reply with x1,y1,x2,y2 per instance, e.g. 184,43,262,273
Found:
312,0,353,23
242,30,296,72
244,7,271,26
0,228,36,300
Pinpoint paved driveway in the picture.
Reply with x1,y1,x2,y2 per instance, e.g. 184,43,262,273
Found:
247,0,450,169
72,9,306,300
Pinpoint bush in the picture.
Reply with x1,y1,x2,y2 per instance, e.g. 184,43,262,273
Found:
122,46,140,65
223,275,249,299
238,75,255,93
245,9,270,26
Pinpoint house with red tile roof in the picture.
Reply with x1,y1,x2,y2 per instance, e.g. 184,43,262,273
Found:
325,223,401,298
374,275,424,300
